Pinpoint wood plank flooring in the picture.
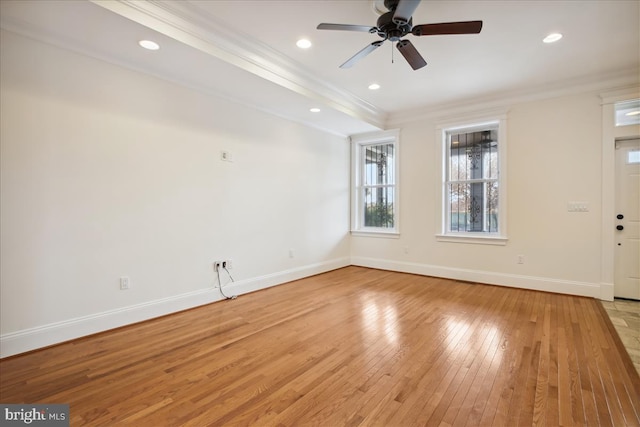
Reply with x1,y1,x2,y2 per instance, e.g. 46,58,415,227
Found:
1,266,639,426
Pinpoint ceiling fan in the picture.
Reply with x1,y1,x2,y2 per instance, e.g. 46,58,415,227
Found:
317,0,482,70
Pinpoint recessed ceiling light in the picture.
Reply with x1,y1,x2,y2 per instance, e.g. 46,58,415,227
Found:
626,110,640,116
309,108,321,113
296,39,312,49
543,33,563,43
368,83,381,90
138,40,160,50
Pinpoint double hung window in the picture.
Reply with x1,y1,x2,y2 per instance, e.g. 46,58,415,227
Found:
352,130,399,236
439,119,506,243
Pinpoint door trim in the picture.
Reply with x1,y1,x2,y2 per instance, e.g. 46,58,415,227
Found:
600,86,640,301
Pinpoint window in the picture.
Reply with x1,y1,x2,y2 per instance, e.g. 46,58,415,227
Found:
615,99,640,127
351,130,399,236
438,118,507,244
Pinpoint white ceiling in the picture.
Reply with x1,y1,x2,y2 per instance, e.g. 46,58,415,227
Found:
1,0,639,136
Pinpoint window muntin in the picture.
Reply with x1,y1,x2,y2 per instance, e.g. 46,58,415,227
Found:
444,123,501,236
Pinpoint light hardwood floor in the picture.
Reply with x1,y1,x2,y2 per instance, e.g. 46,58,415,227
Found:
1,267,639,426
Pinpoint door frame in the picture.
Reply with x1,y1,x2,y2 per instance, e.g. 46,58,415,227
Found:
600,86,640,301
613,138,640,298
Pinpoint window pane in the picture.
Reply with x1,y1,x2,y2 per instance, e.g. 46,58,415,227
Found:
449,129,497,181
483,144,498,180
364,143,394,185
486,181,499,232
364,186,394,228
449,182,467,231
615,99,640,126
448,181,498,232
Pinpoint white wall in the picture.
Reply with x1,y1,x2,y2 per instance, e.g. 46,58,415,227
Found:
0,30,350,356
352,92,605,297
0,27,623,358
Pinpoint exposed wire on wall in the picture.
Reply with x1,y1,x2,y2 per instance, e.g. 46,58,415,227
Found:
224,266,235,282
216,266,237,300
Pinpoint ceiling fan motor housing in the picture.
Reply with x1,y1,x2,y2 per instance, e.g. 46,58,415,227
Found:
377,12,412,41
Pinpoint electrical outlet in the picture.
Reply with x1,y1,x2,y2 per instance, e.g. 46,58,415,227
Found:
120,276,130,290
213,261,222,272
223,259,233,269
517,255,525,264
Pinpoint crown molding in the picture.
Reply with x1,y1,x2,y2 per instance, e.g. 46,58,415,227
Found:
90,0,387,129
0,21,376,137
387,67,640,127
600,85,640,105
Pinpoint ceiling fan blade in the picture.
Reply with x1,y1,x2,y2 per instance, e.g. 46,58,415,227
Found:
340,41,384,69
412,20,483,36
317,23,377,33
393,0,421,24
396,39,427,70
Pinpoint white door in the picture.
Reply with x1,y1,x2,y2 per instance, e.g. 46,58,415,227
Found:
614,138,640,300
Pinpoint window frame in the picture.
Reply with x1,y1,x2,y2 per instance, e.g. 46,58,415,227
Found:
436,115,508,245
351,129,400,237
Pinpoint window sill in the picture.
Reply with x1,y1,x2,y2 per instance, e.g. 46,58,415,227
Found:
352,230,400,239
435,233,508,245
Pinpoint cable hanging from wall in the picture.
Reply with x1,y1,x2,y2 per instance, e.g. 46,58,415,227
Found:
216,262,237,300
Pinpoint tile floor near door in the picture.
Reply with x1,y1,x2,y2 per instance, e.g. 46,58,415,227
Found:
602,298,640,374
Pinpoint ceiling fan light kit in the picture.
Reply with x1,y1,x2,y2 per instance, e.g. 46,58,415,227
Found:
317,0,482,70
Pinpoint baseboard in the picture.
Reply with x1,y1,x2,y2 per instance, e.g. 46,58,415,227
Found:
0,257,350,358
221,257,350,297
0,255,604,358
599,282,615,301
351,256,603,299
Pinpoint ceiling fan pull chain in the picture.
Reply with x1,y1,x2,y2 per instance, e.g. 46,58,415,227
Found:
392,41,395,64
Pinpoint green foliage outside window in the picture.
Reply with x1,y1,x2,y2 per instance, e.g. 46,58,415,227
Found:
365,203,394,228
